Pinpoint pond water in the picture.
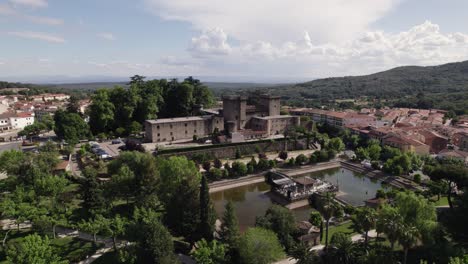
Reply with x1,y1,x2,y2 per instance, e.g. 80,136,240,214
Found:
210,167,383,230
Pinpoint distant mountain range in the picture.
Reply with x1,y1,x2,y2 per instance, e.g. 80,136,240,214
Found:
267,60,468,101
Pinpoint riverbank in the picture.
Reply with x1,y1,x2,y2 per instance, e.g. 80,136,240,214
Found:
208,160,343,194
208,172,267,193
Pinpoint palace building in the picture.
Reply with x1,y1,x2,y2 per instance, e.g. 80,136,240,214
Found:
145,94,299,143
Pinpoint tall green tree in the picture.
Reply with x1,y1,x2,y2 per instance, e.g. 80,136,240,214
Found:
66,95,80,114
238,227,285,264
191,239,227,264
351,207,376,248
199,175,215,241
329,137,345,152
158,155,201,242
54,110,90,143
430,164,468,210
255,205,297,251
327,232,356,264
317,193,340,251
87,89,115,135
108,152,160,207
136,218,179,264
220,201,241,249
6,234,67,264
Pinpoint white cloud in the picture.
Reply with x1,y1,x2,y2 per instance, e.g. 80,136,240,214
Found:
24,15,63,25
8,31,65,43
9,0,47,8
144,0,402,44
181,21,468,78
189,28,231,56
97,32,116,41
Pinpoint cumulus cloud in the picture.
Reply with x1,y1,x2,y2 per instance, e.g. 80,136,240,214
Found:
8,31,65,43
9,0,47,8
183,21,468,78
189,28,231,56
144,0,402,43
97,32,116,41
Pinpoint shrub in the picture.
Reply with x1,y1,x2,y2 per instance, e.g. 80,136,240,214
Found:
231,161,247,177
376,189,387,199
209,168,223,181
257,158,270,171
202,161,211,171
258,153,267,159
268,160,277,169
249,157,258,168
235,148,242,159
318,150,329,162
213,158,222,169
287,157,296,167
278,151,288,160
371,161,380,170
247,163,255,174
222,169,229,178
309,153,318,164
295,154,308,165
224,162,231,171
327,149,336,159
413,174,422,184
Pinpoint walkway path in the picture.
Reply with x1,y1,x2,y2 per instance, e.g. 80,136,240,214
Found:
55,226,124,264
273,230,377,264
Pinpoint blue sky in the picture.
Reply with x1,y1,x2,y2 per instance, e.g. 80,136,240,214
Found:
1,0,468,83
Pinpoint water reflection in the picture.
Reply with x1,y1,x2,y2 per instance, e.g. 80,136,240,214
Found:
210,167,383,230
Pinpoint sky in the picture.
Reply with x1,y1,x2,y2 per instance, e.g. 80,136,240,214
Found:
1,0,468,83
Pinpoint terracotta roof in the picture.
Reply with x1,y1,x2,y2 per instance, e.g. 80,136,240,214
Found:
54,160,69,171
438,149,468,158
16,112,34,118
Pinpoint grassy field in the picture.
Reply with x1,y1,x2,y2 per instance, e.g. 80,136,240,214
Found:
321,221,355,244
430,196,449,207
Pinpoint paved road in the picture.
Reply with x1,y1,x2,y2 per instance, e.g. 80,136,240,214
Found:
0,141,21,153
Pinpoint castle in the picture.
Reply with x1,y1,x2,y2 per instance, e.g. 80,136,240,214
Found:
145,94,299,143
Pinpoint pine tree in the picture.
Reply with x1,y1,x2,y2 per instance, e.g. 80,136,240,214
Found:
220,201,240,248
199,175,215,241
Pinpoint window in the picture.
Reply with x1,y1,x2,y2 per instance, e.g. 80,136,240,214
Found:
185,123,187,127
194,129,197,133
157,125,160,129
157,133,160,136
170,125,173,129
170,132,173,135
185,131,188,134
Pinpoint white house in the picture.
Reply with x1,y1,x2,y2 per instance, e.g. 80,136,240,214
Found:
10,112,35,130
0,111,35,131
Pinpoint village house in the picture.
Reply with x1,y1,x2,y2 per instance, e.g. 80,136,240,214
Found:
0,111,35,131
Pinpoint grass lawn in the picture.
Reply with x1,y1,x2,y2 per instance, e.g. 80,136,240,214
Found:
321,221,355,244
430,196,449,207
0,230,100,263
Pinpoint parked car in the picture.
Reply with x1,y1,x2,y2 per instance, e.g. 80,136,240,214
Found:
112,139,123,144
